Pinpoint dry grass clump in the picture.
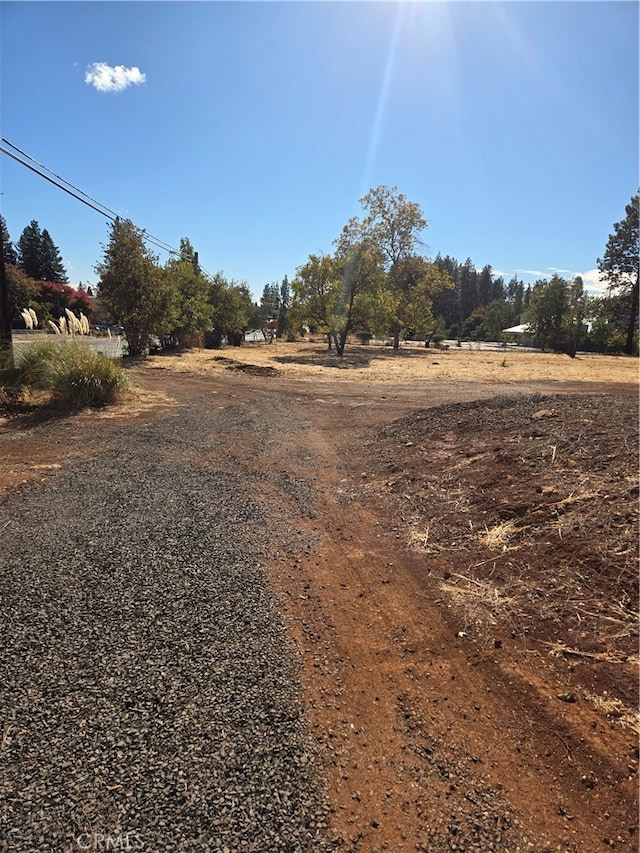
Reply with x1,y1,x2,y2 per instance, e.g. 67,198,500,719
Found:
478,519,520,550
407,528,440,555
14,339,61,389
436,572,522,634
15,340,129,409
582,691,640,731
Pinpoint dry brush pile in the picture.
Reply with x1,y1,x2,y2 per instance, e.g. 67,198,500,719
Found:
363,393,638,719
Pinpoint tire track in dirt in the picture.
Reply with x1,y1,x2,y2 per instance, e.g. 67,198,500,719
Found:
251,383,638,852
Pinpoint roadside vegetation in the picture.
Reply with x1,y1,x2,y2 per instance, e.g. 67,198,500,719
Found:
9,339,128,410
1,188,637,364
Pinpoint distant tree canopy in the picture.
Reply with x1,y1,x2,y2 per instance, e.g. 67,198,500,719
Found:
290,184,635,356
525,275,587,357
256,276,292,339
10,189,636,360
14,220,68,284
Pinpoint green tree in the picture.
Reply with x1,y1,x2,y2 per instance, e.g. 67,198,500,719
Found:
507,275,525,321
461,307,485,340
385,256,453,347
208,274,254,347
164,245,211,348
564,276,587,357
479,298,515,341
16,221,68,283
1,216,18,267
16,220,43,280
331,240,385,355
178,236,198,268
291,243,385,356
40,229,68,283
290,253,335,342
278,275,291,338
477,264,494,307
338,185,432,349
353,184,427,267
432,253,463,332
459,258,478,322
96,218,178,357
585,292,637,353
6,265,39,320
597,191,639,355
258,282,281,334
526,275,586,356
527,275,568,351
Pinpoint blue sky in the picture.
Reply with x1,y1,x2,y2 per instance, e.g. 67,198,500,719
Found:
1,1,637,300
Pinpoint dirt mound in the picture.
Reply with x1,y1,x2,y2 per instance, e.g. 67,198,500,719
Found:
226,363,281,376
365,392,638,714
210,354,281,376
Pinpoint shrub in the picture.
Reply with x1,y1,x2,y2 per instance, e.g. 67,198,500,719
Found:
16,341,128,408
15,339,59,389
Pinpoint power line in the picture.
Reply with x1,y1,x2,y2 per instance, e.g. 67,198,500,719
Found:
0,136,214,279
1,136,123,222
0,144,116,221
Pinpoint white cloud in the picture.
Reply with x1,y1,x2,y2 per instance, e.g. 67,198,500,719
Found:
578,268,609,296
515,269,548,278
85,62,146,93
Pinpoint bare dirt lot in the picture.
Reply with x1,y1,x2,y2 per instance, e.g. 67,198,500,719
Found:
1,342,638,852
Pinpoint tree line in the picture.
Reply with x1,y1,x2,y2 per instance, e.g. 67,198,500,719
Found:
2,188,637,358
1,216,259,357
95,221,258,356
2,216,93,325
287,187,638,357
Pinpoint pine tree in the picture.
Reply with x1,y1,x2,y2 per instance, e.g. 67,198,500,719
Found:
40,229,68,283
477,265,494,307
459,258,478,321
16,220,43,279
280,275,290,310
278,274,291,338
15,221,67,282
0,216,18,266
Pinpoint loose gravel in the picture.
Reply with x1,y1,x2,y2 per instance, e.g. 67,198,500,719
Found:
0,399,331,853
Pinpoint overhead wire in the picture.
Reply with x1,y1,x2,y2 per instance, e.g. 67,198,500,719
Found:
0,136,214,279
0,144,116,221
1,136,123,222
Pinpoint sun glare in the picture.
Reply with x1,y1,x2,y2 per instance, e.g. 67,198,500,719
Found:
360,3,461,192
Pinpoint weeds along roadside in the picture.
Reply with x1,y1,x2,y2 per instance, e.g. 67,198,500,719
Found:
8,339,129,409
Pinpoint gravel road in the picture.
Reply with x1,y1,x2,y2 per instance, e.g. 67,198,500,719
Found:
0,398,332,853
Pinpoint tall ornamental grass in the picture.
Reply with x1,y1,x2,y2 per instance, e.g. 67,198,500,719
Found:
16,340,128,408
14,340,60,389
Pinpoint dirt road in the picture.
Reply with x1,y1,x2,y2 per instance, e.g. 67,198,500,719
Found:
1,345,637,852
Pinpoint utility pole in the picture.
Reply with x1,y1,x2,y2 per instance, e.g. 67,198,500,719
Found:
0,218,13,370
